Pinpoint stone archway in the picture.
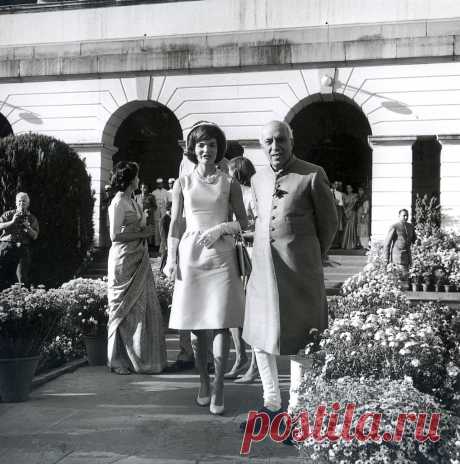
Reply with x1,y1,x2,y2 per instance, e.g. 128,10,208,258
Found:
0,113,13,138
102,101,183,188
286,94,372,191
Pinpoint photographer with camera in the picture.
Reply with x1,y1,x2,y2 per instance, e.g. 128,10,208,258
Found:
0,192,39,290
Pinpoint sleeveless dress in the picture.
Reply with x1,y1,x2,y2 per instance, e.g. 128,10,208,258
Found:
169,171,245,330
107,192,167,373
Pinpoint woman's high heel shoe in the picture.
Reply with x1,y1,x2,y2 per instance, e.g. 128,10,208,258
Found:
234,370,258,384
196,395,211,406
210,394,225,415
196,382,211,406
224,362,248,379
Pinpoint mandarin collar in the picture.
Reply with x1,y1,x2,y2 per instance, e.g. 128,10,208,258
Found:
272,155,296,177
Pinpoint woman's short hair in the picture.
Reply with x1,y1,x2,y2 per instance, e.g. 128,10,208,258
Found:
229,156,256,187
185,122,227,165
110,161,139,192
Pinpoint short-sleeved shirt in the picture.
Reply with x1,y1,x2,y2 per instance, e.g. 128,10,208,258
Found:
0,209,39,245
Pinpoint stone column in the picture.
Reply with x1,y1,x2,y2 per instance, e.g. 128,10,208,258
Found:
438,135,460,232
368,136,416,241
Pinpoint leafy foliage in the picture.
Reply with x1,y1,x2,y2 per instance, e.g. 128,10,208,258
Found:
293,374,460,464
60,278,108,337
413,193,441,237
0,284,66,357
0,133,94,287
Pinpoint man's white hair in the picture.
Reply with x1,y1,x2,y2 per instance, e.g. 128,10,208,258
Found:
16,192,30,201
259,120,294,144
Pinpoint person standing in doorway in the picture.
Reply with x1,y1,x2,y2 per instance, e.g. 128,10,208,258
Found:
167,178,175,203
330,180,344,248
341,184,358,249
135,183,157,248
152,178,169,249
356,187,370,249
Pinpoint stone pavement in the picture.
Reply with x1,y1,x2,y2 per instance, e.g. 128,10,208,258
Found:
0,334,303,464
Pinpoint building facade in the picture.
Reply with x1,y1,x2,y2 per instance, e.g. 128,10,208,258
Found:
1,0,460,246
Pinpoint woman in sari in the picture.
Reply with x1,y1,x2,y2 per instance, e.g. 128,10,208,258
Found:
341,184,358,249
356,187,370,249
107,161,167,375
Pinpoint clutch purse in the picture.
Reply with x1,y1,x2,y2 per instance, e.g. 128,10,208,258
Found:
235,232,252,288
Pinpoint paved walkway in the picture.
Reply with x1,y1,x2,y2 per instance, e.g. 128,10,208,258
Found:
0,334,302,464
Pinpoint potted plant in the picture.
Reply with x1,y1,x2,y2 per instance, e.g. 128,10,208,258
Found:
448,260,460,293
443,280,451,292
0,284,65,401
422,271,432,292
410,275,421,292
433,266,447,292
61,278,108,366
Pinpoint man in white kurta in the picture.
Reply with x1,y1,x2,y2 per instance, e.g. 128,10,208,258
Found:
242,121,337,426
152,178,169,247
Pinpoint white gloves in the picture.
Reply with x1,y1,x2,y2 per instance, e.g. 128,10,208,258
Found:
163,222,241,279
197,221,241,248
163,237,180,280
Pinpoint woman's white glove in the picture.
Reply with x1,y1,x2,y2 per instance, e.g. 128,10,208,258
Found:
163,237,180,280
197,221,241,248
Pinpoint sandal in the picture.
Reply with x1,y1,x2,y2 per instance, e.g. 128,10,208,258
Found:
111,367,131,375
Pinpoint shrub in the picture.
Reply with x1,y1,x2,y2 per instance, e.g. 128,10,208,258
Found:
409,229,460,287
311,303,448,395
36,333,84,375
292,374,460,464
0,133,94,287
0,284,66,357
414,193,441,237
60,278,108,337
335,241,407,319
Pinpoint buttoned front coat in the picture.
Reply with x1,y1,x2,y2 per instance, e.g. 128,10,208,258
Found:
243,157,338,355
383,221,416,267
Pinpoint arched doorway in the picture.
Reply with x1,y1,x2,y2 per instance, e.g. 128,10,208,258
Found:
287,95,372,252
0,113,13,138
287,96,372,191
112,103,183,187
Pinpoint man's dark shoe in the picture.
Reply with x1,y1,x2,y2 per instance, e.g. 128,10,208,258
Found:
176,360,195,370
239,406,283,434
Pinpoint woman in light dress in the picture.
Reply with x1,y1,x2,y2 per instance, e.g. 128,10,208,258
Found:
164,122,248,415
341,184,358,249
356,187,370,249
107,161,167,375
224,156,259,384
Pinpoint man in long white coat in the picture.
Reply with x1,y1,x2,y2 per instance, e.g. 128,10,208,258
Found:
242,121,338,422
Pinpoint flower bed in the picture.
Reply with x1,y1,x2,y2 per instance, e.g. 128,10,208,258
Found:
60,277,108,337
293,234,460,462
0,284,66,358
292,373,460,464
409,195,460,290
